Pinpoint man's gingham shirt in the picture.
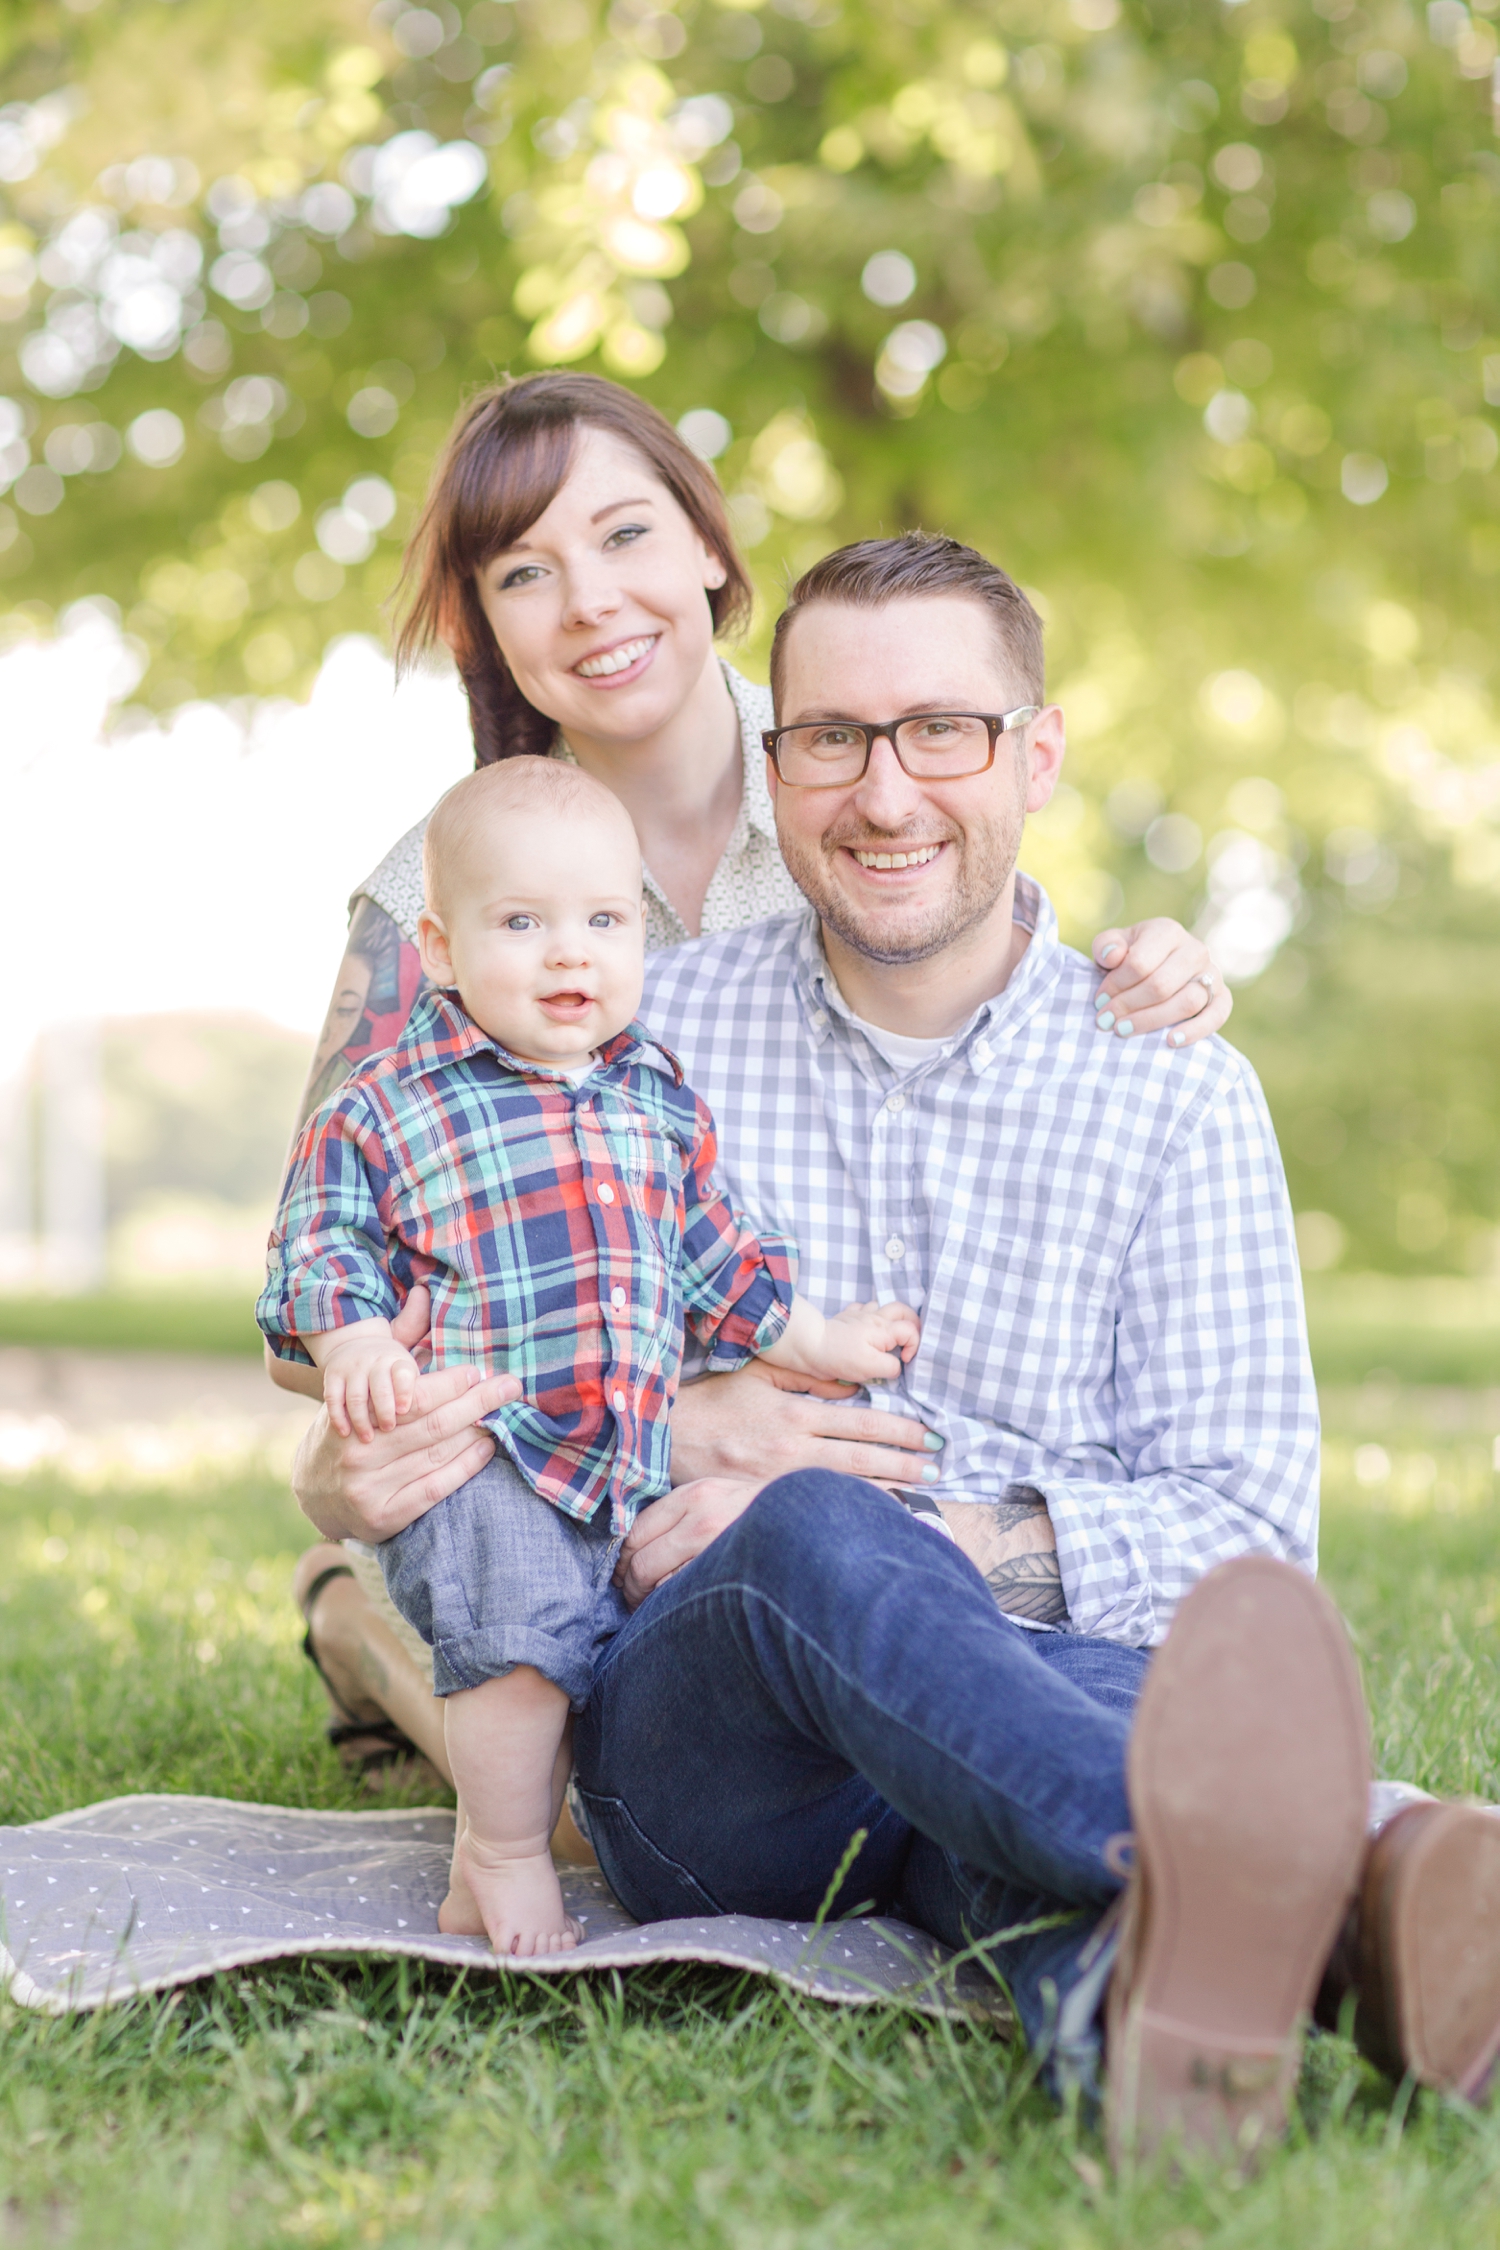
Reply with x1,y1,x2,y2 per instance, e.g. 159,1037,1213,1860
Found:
258,989,792,1533
642,876,1319,1648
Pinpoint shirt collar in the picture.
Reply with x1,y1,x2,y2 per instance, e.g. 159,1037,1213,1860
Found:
554,664,776,950
553,663,776,849
791,873,1063,1070
393,987,683,1087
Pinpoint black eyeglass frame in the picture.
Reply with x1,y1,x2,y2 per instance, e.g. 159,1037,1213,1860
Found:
761,705,1043,787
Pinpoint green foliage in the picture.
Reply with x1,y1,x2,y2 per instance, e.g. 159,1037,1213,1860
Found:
7,1411,1500,2243
2,0,1498,1272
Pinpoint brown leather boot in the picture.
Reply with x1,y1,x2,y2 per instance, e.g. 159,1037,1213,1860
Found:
1106,1555,1371,2170
1316,1800,1500,2098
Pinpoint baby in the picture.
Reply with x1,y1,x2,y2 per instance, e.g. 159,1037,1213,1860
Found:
259,758,919,1958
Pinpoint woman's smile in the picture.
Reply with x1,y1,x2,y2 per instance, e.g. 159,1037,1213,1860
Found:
573,633,660,685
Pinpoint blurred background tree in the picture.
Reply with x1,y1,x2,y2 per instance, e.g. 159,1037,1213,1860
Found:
1,0,1497,1281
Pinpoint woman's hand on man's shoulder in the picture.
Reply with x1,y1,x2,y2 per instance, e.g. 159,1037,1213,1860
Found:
1089,919,1232,1049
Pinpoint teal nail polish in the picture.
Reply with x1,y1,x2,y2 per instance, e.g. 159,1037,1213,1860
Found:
1096,1010,1115,1032
1114,1019,1133,1038
921,1464,941,1483
1169,1029,1185,1048
923,1431,945,1451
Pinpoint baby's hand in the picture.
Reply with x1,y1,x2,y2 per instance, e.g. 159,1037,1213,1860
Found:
818,1299,922,1385
310,1319,420,1440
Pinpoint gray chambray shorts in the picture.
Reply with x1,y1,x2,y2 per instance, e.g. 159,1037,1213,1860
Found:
377,1449,637,1708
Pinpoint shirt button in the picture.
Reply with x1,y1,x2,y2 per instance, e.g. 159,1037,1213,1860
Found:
597,1182,615,1204
885,1092,906,1113
612,1390,626,1412
884,1237,905,1260
611,1287,626,1309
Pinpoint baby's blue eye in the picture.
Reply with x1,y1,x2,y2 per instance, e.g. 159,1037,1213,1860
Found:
588,912,614,929
506,915,534,932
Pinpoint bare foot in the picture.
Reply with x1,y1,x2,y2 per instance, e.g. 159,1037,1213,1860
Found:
437,1824,486,1936
453,1830,583,1957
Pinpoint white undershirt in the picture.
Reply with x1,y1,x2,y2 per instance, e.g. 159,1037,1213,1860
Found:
842,1012,955,1074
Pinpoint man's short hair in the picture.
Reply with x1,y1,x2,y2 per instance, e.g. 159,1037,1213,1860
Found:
768,531,1045,712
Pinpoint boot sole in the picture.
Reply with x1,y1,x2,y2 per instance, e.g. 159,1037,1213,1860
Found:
1107,1555,1370,2167
1374,1804,1500,2099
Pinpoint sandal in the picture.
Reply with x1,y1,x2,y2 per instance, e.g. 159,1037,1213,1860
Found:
300,1561,424,1775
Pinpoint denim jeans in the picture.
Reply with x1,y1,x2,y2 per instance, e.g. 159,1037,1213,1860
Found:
574,1471,1149,2080
378,1449,632,1706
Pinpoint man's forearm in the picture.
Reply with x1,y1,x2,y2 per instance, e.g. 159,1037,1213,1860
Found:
937,1486,1068,1626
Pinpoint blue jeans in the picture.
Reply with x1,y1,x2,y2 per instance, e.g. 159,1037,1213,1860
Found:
574,1472,1149,2079
378,1450,632,1706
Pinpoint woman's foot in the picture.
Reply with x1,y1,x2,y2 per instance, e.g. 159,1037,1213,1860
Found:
442,1827,584,1957
293,1544,444,1789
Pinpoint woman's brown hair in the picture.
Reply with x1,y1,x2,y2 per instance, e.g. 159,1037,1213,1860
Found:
395,372,754,764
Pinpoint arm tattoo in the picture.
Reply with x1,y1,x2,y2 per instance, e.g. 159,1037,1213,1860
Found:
296,898,429,1128
987,1484,1051,1538
983,1549,1068,1625
983,1484,1069,1627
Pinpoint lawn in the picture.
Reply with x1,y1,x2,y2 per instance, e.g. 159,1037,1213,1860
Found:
4,1389,1500,2245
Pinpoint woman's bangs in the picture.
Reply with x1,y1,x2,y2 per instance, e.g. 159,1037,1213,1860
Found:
448,409,578,577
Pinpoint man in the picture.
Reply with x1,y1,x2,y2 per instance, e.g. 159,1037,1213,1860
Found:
297,533,1500,2157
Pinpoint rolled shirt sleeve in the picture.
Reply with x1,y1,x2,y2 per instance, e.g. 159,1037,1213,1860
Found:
675,1095,795,1370
257,1094,402,1364
1040,1063,1319,1648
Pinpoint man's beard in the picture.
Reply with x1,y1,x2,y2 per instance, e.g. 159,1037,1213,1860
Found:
778,799,1026,968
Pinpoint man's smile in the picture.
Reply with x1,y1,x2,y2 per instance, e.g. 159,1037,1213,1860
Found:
848,844,946,872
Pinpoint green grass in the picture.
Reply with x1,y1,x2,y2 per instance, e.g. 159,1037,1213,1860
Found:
6,1397,1500,2243
1305,1277,1500,1390
4,1270,1499,1387
0,1289,263,1358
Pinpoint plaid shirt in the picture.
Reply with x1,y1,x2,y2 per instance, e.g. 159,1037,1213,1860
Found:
643,877,1319,1648
259,989,793,1531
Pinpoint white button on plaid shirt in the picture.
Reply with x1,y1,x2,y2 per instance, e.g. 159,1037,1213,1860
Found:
642,874,1318,1650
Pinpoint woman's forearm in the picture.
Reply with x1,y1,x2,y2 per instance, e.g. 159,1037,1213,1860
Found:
265,1342,323,1399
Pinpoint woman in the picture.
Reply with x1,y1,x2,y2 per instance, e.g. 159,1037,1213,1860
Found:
279,370,1231,1800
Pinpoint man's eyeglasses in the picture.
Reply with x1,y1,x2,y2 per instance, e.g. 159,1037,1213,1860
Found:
762,707,1041,789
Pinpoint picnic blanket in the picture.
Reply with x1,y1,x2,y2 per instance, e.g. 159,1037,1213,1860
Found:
0,1794,1012,2023
3,1783,1440,2020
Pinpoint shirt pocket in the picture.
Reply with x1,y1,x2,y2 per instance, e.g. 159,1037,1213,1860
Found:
608,1112,678,1196
931,1227,1119,1419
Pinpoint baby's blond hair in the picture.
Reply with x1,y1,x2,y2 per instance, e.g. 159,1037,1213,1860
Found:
422,758,640,914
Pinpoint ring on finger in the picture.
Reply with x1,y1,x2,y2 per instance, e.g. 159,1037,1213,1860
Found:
1195,971,1216,1010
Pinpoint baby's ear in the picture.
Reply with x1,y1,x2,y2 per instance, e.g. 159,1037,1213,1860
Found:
417,908,453,981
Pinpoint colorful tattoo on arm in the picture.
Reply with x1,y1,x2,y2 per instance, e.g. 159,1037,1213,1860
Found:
296,897,430,1126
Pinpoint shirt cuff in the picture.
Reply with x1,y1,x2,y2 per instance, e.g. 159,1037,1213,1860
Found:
701,1266,792,1370
1033,1476,1158,1648
255,1275,397,1370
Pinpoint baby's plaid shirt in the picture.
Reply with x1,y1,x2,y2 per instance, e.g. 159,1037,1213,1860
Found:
259,987,793,1532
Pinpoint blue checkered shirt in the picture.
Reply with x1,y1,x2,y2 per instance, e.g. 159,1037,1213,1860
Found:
641,876,1318,1648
